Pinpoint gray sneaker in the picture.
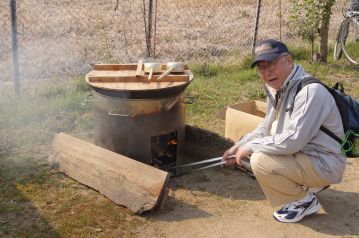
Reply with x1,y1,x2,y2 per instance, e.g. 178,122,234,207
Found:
273,194,321,223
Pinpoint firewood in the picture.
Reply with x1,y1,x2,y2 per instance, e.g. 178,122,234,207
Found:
49,133,170,214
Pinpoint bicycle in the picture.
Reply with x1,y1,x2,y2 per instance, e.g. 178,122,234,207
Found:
333,1,359,64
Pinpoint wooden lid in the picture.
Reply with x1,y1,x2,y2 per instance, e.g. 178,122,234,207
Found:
85,64,194,92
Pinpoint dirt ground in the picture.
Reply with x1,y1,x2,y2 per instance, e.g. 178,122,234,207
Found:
133,156,359,238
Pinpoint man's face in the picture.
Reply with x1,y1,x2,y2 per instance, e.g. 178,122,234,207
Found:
256,54,294,90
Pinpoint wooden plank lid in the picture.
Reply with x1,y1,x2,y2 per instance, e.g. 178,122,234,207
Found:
85,64,194,92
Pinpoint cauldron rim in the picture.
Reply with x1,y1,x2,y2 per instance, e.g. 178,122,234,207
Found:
91,81,191,99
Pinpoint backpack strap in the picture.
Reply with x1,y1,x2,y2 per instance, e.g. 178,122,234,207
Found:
296,77,343,144
319,126,343,144
295,77,321,96
333,82,345,93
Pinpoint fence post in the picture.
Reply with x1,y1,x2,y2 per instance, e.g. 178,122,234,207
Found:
278,0,282,41
252,0,262,54
146,0,153,57
10,0,20,96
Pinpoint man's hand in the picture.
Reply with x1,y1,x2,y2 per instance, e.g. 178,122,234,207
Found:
222,144,251,166
222,144,239,166
234,146,251,166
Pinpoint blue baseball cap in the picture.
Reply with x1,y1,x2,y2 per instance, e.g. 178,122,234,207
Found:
251,39,289,68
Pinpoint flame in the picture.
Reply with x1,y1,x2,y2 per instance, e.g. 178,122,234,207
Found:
168,139,177,145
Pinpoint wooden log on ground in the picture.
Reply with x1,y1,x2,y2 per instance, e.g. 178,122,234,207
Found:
49,132,170,214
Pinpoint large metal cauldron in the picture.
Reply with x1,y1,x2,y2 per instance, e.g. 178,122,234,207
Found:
92,89,186,166
86,64,193,167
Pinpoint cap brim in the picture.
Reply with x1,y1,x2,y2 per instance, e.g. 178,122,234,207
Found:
251,53,282,68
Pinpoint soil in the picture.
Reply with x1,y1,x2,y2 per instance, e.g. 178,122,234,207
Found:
134,157,359,238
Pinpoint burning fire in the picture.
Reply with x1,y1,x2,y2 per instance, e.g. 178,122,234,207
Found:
168,139,177,145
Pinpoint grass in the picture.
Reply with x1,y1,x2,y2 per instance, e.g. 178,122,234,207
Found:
341,41,359,64
0,47,358,237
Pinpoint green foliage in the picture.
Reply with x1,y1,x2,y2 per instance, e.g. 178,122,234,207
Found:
289,0,336,60
191,62,220,78
237,53,254,69
289,0,321,44
289,46,312,61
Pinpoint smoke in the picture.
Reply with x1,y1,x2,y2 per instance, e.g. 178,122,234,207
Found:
16,37,91,81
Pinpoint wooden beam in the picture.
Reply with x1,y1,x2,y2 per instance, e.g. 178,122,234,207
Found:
93,64,138,71
92,63,188,71
135,59,144,77
88,74,189,83
49,133,170,214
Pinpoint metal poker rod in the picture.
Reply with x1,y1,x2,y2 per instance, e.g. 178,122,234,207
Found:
165,155,235,170
167,156,253,178
171,160,227,177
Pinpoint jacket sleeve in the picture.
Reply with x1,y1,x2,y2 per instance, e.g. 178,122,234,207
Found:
245,84,334,155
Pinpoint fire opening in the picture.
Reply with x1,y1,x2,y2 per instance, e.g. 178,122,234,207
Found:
150,131,177,169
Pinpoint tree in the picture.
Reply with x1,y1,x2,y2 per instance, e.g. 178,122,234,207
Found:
289,0,336,63
318,0,336,63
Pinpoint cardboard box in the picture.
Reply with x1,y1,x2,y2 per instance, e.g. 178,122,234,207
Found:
225,100,267,142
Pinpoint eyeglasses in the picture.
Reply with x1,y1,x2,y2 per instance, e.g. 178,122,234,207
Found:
256,54,288,74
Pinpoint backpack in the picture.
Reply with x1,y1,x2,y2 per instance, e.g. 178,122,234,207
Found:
351,0,359,11
294,77,359,157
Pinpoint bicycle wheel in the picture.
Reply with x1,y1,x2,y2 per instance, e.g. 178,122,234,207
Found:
334,21,346,60
341,14,359,64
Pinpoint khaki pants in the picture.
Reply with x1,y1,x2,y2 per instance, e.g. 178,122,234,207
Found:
250,152,331,208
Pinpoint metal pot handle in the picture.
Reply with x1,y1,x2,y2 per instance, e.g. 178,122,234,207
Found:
108,110,132,117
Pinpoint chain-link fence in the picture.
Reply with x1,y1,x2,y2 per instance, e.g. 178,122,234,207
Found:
0,0,347,86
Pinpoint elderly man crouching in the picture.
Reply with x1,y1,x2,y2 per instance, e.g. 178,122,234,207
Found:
223,39,346,223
